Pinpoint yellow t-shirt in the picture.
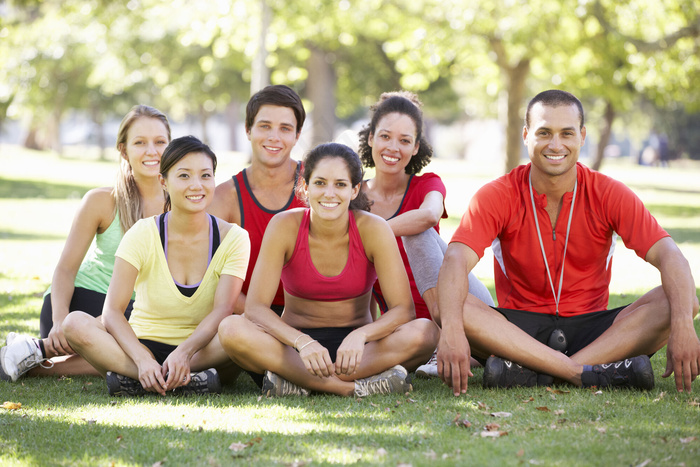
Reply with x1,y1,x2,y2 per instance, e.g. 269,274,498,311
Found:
116,216,250,345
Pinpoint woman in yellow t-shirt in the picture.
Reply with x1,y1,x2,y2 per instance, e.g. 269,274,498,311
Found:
64,136,250,396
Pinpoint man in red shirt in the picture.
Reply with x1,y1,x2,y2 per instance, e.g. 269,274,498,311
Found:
436,90,699,395
209,85,307,316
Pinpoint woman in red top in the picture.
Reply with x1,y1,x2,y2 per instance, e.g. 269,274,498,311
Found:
218,143,438,397
358,91,494,375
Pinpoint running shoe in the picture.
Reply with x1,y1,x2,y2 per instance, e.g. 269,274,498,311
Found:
415,351,439,378
0,333,50,382
581,355,654,390
482,356,554,388
354,365,412,397
262,371,309,397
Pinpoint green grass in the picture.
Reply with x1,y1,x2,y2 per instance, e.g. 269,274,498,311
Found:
1,145,699,466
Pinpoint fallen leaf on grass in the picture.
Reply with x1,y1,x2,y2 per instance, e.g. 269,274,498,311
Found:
521,397,534,403
593,390,603,395
516,449,525,457
229,437,262,453
688,399,699,407
535,407,550,412
452,413,472,428
152,460,166,467
490,412,512,418
484,423,500,431
653,392,665,402
553,410,565,415
480,431,508,438
229,442,248,452
546,387,570,395
680,437,697,444
635,459,652,467
477,401,488,410
2,402,22,410
597,427,607,434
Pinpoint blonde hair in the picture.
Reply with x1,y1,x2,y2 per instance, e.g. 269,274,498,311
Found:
112,105,171,232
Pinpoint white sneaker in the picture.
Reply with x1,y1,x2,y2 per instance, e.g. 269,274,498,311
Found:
5,332,19,346
0,334,49,382
354,365,412,397
415,351,439,378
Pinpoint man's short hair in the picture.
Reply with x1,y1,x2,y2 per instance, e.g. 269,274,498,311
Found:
525,90,584,129
245,85,306,134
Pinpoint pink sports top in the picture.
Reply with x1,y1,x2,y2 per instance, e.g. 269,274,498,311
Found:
281,209,377,302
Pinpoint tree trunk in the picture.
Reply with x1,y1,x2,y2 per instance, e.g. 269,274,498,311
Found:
307,46,336,146
225,99,240,152
90,104,107,160
199,105,210,145
250,0,271,95
504,59,530,173
591,99,615,171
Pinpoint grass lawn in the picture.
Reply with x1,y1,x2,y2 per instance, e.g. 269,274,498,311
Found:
1,145,699,466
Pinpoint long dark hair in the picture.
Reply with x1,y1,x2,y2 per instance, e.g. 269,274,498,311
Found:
160,135,217,212
357,91,433,175
299,143,372,212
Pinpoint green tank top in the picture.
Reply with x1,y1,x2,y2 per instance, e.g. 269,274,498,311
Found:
45,211,133,298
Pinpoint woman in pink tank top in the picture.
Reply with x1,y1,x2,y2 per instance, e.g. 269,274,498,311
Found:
218,143,438,397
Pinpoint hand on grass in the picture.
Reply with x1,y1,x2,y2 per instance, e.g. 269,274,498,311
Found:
437,330,473,396
662,327,700,393
335,330,367,376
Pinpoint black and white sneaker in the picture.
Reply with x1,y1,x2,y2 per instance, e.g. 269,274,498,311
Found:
482,356,554,388
262,371,309,397
581,355,654,390
173,368,222,395
106,372,146,396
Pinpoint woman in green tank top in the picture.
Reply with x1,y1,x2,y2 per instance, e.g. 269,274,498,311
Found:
0,105,171,383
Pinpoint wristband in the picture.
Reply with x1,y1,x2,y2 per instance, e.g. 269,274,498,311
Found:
299,339,317,352
293,334,305,351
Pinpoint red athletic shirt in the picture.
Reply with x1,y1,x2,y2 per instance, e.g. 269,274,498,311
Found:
451,163,668,317
372,172,448,320
282,209,377,301
234,163,306,307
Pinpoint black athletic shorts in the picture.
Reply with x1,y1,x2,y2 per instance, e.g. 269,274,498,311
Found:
40,287,134,338
493,305,627,356
139,339,178,366
247,326,356,388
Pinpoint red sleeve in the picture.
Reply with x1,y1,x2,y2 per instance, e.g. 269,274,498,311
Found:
408,172,448,219
602,178,669,259
451,177,511,259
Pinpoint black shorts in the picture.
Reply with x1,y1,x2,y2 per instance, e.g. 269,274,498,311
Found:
246,326,356,388
493,306,627,356
139,339,177,366
40,287,134,338
299,326,355,362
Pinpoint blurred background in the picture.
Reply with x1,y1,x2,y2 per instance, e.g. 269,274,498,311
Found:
0,0,698,173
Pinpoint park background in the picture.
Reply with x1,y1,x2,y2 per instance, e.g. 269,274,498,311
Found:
1,1,699,466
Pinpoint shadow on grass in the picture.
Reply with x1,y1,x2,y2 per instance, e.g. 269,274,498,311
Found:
0,178,89,199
